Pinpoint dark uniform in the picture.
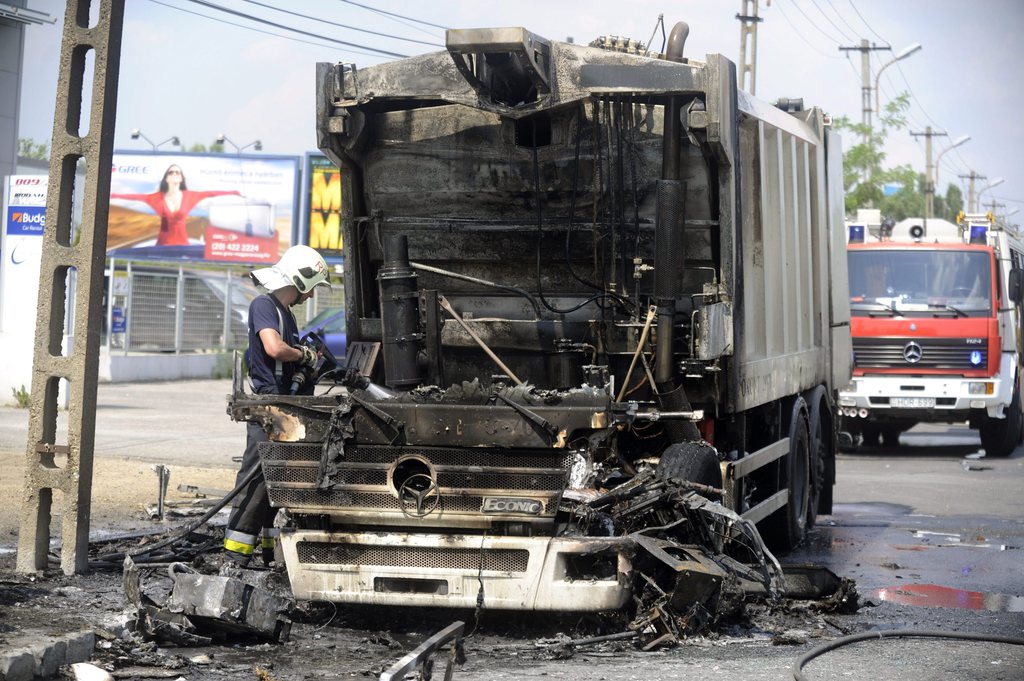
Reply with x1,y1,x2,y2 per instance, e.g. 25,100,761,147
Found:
223,293,304,562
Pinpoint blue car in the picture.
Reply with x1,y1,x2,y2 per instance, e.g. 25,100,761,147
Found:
300,307,347,362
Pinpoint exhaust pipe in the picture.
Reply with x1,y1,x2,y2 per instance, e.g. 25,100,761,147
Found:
378,234,424,389
652,22,699,441
654,21,690,387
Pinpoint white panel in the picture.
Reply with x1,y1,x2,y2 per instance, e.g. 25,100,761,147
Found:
781,132,795,353
797,139,813,351
742,120,766,360
762,126,783,357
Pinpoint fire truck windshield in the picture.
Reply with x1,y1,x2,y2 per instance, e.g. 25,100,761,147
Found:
848,249,993,317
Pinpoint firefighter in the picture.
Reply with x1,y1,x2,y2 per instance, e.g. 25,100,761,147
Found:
222,245,332,565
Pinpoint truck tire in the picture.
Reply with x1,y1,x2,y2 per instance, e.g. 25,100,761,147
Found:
881,426,902,448
805,387,832,524
859,423,881,448
763,399,810,551
980,386,1023,458
655,441,722,493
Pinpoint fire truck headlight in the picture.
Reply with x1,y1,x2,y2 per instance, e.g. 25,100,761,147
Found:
968,382,993,395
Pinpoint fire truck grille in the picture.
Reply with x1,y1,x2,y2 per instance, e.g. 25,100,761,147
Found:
260,443,568,521
296,541,530,572
853,337,988,370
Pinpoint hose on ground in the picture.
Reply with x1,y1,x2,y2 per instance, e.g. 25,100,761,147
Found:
793,628,1024,681
88,462,262,566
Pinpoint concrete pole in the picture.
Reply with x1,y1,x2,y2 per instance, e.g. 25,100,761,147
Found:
737,0,763,95
924,126,934,220
912,128,947,220
16,0,125,575
860,39,872,130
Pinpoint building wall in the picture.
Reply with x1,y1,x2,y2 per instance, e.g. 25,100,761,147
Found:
0,3,27,183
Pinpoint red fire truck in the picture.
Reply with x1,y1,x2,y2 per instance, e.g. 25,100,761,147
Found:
839,212,1024,455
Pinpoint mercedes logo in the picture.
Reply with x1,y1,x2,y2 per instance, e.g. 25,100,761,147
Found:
398,473,440,518
903,341,923,364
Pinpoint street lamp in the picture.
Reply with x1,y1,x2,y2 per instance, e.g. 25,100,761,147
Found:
979,177,1004,200
216,134,262,153
874,43,922,116
933,134,970,190
976,177,1004,211
130,128,180,151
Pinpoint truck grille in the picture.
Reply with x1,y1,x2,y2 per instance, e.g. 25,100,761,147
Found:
297,541,530,572
260,443,571,522
853,337,987,370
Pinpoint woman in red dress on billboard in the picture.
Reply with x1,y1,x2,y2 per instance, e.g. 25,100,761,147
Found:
111,164,241,247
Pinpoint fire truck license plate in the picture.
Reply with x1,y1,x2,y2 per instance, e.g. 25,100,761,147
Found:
891,397,935,408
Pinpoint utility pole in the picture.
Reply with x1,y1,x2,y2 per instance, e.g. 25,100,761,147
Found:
959,171,986,212
910,127,946,221
737,0,766,94
839,39,891,133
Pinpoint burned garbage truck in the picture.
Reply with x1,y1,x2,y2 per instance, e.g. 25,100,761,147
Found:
229,25,852,620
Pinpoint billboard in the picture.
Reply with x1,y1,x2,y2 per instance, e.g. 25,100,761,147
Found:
303,153,343,257
5,175,47,237
1,176,49,399
108,151,300,263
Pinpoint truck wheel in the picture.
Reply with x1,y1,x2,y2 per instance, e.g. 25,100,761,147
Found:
805,388,832,524
859,424,881,448
763,400,810,551
980,386,1023,458
881,427,902,448
655,441,722,493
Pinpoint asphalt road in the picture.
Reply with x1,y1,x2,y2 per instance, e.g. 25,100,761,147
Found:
1,383,1022,679
0,379,242,468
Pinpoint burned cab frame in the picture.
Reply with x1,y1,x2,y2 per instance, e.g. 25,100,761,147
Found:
229,21,850,637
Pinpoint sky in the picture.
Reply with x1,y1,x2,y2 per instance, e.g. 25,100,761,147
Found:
16,0,1024,224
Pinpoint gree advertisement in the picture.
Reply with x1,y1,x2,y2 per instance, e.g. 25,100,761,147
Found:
303,153,343,256
108,152,300,263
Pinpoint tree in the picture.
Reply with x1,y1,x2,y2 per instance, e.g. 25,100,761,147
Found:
935,183,964,222
832,94,914,215
183,141,226,153
18,137,49,161
877,165,924,221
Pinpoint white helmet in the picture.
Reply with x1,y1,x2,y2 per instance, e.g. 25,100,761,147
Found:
251,245,332,293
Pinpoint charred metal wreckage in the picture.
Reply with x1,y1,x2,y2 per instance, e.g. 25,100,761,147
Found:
225,22,852,647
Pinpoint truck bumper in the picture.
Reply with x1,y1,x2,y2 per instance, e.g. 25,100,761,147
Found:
838,354,1015,420
280,531,633,611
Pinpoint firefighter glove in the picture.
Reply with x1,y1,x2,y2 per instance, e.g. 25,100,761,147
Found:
294,344,318,368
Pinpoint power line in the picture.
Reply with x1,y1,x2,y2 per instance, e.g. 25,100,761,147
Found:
843,54,864,88
241,0,442,48
823,0,862,39
846,0,887,43
785,0,846,45
875,71,927,130
182,0,409,58
808,0,855,42
774,1,844,59
146,0,390,59
338,0,448,34
892,61,940,128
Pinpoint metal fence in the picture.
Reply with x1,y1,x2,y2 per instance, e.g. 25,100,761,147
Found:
105,261,345,353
